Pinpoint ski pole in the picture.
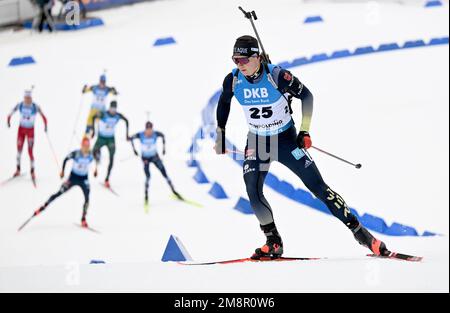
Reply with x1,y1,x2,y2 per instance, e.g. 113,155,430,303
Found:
224,148,256,156
46,132,60,170
226,149,245,155
18,213,37,232
67,95,84,153
311,146,362,169
119,154,137,163
238,6,271,63
238,6,293,105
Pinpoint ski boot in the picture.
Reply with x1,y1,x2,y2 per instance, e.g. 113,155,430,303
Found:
30,167,37,187
251,223,284,260
168,180,183,201
352,222,389,256
144,192,150,213
13,165,21,177
172,190,184,201
81,218,89,228
104,179,111,189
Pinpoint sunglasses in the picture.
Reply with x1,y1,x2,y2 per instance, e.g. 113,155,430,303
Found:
232,55,258,65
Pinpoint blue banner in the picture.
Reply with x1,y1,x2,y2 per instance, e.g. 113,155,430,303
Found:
81,0,151,11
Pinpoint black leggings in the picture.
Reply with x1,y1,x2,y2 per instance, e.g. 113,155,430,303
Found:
38,5,53,32
243,126,358,228
42,174,90,219
93,137,116,181
142,155,174,196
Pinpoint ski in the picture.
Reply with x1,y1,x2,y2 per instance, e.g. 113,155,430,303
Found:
0,173,26,187
100,182,119,196
178,256,323,266
171,194,203,208
367,252,423,262
74,223,101,234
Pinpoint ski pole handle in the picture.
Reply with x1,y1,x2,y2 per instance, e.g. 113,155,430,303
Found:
311,146,362,169
238,6,252,19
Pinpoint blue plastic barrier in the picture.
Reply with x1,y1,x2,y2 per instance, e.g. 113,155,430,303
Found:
193,128,205,141
264,173,280,189
193,168,209,184
360,213,388,233
161,235,193,262
277,61,292,68
330,49,352,59
310,53,329,63
83,0,148,11
187,142,200,154
89,260,106,264
354,46,376,55
384,223,419,236
377,43,400,52
277,180,296,198
291,57,309,67
349,208,360,219
8,56,35,67
154,37,176,46
304,16,324,24
187,159,199,168
429,37,449,45
309,198,332,215
23,17,104,31
234,197,254,215
403,40,426,49
290,188,315,207
425,0,443,7
208,182,228,199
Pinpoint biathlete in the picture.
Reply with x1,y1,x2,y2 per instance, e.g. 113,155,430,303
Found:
129,122,183,207
215,35,389,259
91,100,130,188
82,74,118,136
7,90,48,183
31,138,95,228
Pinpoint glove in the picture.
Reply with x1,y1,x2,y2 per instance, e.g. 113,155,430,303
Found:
59,171,64,179
162,147,166,156
44,124,48,133
7,115,11,128
214,127,226,154
296,131,312,149
93,168,98,178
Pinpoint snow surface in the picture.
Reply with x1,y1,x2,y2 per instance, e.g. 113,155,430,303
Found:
0,0,448,292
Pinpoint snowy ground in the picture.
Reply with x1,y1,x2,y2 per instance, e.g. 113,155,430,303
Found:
0,0,448,292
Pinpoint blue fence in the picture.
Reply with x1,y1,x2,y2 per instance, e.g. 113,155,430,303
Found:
83,0,151,11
